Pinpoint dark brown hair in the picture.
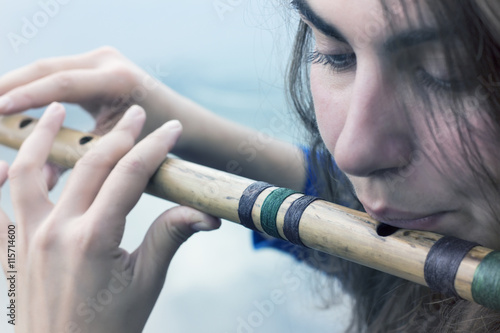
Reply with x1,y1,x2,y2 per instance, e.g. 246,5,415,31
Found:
286,0,500,331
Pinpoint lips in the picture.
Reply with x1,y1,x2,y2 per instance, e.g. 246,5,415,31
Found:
364,206,449,231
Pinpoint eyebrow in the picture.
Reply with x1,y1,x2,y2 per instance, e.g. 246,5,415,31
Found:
291,0,348,43
292,0,441,52
384,30,440,53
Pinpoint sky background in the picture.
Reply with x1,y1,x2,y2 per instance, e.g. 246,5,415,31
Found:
0,1,352,332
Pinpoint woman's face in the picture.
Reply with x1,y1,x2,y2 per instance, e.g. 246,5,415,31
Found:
298,0,500,249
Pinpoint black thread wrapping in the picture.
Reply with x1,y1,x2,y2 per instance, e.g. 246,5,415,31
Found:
424,236,479,297
283,195,319,246
238,181,273,231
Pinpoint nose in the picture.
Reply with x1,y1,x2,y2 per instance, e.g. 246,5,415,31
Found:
333,64,413,177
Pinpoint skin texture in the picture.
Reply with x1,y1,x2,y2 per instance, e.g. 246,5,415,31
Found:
1,0,499,331
303,0,500,249
0,103,221,332
0,47,305,331
0,48,303,332
0,47,305,192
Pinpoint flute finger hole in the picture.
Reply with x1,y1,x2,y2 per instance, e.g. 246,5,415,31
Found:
79,136,94,145
19,118,33,129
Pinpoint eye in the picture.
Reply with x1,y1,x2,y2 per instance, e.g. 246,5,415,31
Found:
307,50,357,72
402,45,472,94
416,67,452,91
415,67,468,94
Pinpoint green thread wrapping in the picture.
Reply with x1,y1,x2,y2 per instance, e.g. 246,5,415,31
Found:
472,251,500,310
260,188,298,239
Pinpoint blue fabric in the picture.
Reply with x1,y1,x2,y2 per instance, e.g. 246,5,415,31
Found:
252,146,350,258
303,145,320,197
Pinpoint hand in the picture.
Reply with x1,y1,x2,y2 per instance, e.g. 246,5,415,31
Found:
0,103,220,333
0,47,169,189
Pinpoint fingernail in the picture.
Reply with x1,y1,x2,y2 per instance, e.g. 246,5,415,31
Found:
191,220,219,232
45,102,64,116
0,96,13,112
124,105,144,119
161,120,182,132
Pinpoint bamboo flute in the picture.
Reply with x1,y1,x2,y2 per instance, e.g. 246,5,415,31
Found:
0,114,499,310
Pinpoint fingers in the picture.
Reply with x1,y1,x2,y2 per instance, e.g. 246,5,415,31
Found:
0,160,9,198
0,52,96,96
55,106,145,216
42,163,67,191
8,103,65,222
133,206,220,286
0,161,12,273
0,161,11,223
0,69,108,115
87,120,183,235
0,47,131,115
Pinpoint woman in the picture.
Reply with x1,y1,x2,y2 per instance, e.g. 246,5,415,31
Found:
1,0,499,331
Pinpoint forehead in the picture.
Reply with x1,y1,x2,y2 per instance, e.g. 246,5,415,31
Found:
302,0,437,48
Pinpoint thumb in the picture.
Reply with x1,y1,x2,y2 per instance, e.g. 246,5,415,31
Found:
133,206,221,284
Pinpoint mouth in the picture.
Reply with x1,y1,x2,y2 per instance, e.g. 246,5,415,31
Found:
364,206,450,231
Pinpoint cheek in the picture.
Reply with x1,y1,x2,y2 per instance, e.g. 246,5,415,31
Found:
310,66,350,155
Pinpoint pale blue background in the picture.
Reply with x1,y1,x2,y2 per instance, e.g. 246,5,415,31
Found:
0,1,351,332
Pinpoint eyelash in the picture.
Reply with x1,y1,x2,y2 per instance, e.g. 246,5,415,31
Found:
415,67,459,93
308,50,460,94
307,50,357,72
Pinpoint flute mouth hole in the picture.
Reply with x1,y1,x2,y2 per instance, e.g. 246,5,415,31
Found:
79,136,94,145
376,223,400,237
19,118,33,129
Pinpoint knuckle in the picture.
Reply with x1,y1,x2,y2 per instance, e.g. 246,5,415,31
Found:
165,223,190,245
106,65,137,86
115,151,148,176
31,59,53,75
8,161,34,180
75,150,116,171
93,47,130,68
16,89,35,106
32,222,100,257
96,46,121,57
70,225,99,253
162,207,199,244
32,225,57,252
53,72,74,90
